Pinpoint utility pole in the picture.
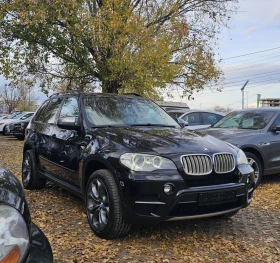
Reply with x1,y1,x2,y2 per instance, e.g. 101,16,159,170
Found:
246,91,249,108
241,80,249,109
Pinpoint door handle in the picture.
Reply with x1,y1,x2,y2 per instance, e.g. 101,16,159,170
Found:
258,142,270,146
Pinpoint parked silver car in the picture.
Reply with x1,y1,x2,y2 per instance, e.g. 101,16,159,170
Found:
197,108,280,186
168,110,225,130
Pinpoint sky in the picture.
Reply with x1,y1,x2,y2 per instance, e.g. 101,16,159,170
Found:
176,0,280,110
1,0,280,110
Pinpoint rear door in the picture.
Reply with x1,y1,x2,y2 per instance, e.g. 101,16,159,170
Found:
32,97,63,174
47,96,81,187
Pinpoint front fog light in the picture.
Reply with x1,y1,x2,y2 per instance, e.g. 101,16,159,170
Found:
164,183,174,194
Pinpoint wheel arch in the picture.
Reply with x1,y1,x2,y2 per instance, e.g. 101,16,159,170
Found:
82,157,120,195
241,146,264,172
23,143,32,154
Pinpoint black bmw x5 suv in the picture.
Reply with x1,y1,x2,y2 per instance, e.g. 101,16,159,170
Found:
22,92,255,239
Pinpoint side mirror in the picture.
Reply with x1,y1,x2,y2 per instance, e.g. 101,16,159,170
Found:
57,116,81,131
271,126,280,132
178,118,187,128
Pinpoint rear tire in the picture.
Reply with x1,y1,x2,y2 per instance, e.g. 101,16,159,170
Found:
245,152,262,187
86,169,131,239
22,150,46,190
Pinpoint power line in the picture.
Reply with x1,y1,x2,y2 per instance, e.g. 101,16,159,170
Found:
223,58,280,73
222,47,280,60
221,71,280,86
199,81,280,95
224,70,280,81
223,51,280,65
202,75,280,90
225,82,279,107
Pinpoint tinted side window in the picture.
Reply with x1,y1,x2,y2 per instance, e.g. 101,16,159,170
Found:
202,112,219,125
59,97,79,118
34,100,50,122
270,114,280,128
20,113,33,120
182,112,201,125
38,97,63,124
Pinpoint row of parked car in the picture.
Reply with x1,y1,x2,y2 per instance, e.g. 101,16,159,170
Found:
1,92,279,261
0,111,34,139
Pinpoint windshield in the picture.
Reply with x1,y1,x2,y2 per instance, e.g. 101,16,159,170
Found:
13,113,28,119
213,110,275,129
7,112,21,119
83,95,180,127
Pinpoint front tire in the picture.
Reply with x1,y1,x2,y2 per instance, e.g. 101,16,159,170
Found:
86,169,131,239
22,150,46,190
245,152,262,187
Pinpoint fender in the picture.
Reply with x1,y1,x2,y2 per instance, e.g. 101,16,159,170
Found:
81,155,121,194
239,144,266,168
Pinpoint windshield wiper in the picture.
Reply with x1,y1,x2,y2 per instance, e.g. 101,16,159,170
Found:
129,123,176,128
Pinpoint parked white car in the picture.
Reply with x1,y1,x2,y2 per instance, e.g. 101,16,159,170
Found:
168,110,225,130
0,112,22,120
0,112,34,135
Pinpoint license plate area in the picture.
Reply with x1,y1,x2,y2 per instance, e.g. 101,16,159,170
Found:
198,190,236,204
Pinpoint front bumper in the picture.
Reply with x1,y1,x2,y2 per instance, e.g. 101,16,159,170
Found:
120,168,254,225
6,126,24,136
24,223,53,263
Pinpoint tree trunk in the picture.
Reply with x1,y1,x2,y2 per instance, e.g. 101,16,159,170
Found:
102,80,122,94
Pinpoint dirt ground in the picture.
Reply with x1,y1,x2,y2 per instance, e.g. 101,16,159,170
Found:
0,135,279,263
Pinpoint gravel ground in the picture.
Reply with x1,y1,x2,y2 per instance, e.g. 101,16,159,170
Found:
0,135,279,263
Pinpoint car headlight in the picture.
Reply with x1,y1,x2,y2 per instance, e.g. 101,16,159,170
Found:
0,205,30,263
237,149,248,165
120,153,177,171
226,142,248,165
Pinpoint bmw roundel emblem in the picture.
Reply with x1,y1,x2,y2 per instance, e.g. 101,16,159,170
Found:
202,147,209,152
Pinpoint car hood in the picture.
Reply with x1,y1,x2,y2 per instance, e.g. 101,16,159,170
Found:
89,126,236,156
0,119,15,124
196,127,262,141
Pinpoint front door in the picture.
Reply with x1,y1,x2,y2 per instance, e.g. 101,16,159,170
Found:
264,114,280,174
47,97,81,187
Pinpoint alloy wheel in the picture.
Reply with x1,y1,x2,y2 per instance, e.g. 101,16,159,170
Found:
247,157,259,184
86,178,110,232
22,154,31,187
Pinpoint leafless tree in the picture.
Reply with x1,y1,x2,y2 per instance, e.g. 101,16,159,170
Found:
213,105,233,114
0,83,21,113
17,84,38,111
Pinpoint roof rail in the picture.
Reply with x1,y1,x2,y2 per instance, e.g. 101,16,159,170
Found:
49,92,61,98
68,90,80,94
49,90,80,98
123,93,142,97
